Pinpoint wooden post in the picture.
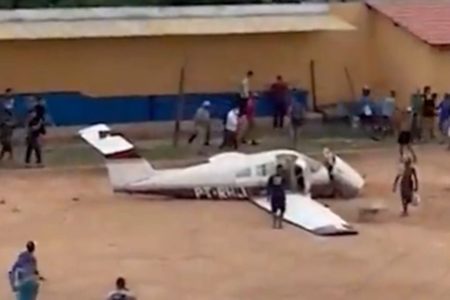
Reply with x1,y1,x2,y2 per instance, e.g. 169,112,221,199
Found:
173,65,186,147
344,66,356,101
309,60,318,112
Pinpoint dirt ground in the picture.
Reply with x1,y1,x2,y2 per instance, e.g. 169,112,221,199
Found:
0,145,449,300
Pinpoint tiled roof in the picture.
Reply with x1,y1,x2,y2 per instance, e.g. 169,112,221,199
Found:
366,0,450,46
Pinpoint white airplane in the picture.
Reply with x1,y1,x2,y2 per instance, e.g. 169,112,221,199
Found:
79,124,365,236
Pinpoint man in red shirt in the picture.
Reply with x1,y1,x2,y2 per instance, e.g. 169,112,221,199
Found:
270,75,289,129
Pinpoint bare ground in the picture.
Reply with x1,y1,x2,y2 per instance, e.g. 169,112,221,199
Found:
0,145,450,300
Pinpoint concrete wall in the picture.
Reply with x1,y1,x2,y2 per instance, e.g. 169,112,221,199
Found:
0,2,373,106
369,7,435,105
369,5,450,106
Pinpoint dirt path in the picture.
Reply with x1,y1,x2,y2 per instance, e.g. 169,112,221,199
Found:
0,145,449,300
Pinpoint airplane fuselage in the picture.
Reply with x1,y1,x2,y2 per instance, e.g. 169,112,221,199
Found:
115,150,362,200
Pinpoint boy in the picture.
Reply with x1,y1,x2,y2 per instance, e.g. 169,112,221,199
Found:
107,277,136,300
267,164,287,229
393,157,419,217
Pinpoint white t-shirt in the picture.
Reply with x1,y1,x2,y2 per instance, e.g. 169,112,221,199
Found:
225,109,239,132
240,77,250,98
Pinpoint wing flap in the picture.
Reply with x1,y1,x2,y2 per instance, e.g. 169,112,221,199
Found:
252,193,357,236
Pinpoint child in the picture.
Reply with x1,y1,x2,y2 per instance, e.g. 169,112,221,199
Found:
393,157,419,217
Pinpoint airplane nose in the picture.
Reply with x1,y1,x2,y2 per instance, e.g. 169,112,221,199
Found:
330,156,365,199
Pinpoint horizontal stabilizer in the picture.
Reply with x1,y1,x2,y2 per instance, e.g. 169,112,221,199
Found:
79,124,137,159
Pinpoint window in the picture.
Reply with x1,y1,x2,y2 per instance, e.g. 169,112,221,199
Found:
236,168,251,178
256,162,276,177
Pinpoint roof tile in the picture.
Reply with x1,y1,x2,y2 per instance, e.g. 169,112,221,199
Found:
366,0,450,45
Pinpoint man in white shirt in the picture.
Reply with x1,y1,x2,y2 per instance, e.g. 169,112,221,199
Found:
239,70,254,116
220,107,239,149
106,277,136,300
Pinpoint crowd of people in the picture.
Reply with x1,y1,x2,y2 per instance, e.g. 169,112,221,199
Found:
188,71,306,152
356,85,450,154
0,89,49,167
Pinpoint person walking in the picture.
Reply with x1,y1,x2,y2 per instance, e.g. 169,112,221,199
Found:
9,241,45,300
267,164,287,229
220,106,239,150
106,277,136,300
25,110,44,167
393,157,419,217
188,101,211,147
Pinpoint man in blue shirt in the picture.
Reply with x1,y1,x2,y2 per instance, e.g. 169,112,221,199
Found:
437,94,450,148
9,241,45,300
267,164,287,229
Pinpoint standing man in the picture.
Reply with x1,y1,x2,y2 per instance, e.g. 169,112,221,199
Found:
220,106,239,150
422,87,436,141
393,157,419,217
240,92,258,146
25,110,44,167
239,70,254,115
270,75,289,129
188,101,211,147
0,108,15,161
288,93,305,148
107,277,137,300
397,108,417,163
358,86,374,131
238,70,254,143
9,241,45,300
410,88,423,142
3,88,15,112
267,164,287,229
381,90,397,134
437,94,450,144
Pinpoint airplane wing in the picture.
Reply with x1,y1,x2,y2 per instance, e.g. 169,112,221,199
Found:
251,193,357,236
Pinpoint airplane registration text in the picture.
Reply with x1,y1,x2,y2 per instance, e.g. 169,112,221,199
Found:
194,186,249,200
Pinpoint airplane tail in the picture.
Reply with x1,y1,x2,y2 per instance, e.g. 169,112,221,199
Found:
79,124,155,190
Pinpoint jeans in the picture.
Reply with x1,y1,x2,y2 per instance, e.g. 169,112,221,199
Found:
16,280,39,300
273,103,286,128
25,136,42,164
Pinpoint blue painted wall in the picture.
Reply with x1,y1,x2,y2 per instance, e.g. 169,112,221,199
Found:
11,90,308,126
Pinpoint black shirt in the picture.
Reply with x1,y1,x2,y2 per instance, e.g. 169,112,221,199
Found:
267,174,287,199
422,94,435,117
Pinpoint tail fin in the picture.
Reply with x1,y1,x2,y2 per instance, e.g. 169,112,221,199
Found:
79,124,155,190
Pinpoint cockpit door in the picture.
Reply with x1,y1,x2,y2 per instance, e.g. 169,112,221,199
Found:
275,154,298,192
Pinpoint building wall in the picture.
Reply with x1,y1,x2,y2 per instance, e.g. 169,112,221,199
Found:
368,7,435,105
369,5,450,107
4,2,445,114
0,2,373,107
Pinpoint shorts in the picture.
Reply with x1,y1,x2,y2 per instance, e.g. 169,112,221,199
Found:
401,189,413,205
271,198,286,214
398,131,411,145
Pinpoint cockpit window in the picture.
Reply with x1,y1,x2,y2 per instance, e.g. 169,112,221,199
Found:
256,162,276,177
236,168,251,177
